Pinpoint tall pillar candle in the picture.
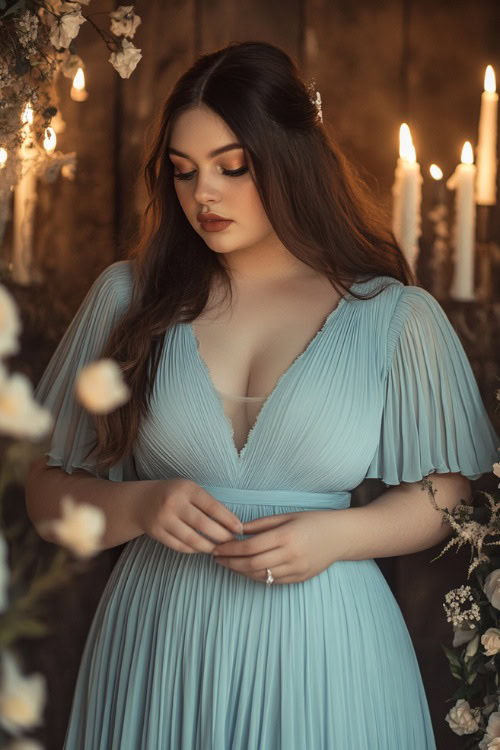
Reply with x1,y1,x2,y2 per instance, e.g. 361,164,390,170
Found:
391,123,422,274
446,141,477,300
476,65,498,206
12,103,38,285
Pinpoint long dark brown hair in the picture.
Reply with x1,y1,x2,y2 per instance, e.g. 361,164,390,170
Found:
88,40,416,475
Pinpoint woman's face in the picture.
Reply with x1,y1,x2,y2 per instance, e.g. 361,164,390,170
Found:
168,106,276,259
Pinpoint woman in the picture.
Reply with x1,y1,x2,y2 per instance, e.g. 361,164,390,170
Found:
28,40,500,749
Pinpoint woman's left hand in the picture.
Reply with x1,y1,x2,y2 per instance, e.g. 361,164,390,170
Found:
211,510,342,585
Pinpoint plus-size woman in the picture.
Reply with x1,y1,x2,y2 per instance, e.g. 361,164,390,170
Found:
27,40,500,749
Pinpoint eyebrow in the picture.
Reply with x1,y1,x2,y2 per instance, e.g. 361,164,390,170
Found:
167,142,243,159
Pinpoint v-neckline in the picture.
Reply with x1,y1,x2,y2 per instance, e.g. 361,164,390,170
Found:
188,281,359,464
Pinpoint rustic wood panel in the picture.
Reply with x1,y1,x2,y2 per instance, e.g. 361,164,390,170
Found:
3,1,498,747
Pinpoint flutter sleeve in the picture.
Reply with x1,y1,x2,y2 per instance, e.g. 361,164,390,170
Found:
33,260,137,482
364,285,500,487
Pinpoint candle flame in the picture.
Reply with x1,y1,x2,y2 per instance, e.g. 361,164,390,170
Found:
73,67,86,91
22,102,33,125
0,148,7,167
461,141,474,165
399,123,416,162
429,164,443,180
43,127,56,154
484,65,496,94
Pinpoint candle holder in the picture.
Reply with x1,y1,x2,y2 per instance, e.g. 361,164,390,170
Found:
474,206,499,303
426,201,450,301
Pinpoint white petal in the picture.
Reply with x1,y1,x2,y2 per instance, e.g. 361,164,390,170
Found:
75,358,130,414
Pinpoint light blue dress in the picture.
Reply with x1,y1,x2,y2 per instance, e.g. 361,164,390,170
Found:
33,260,500,749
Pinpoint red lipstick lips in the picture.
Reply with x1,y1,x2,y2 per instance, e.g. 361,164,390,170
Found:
197,212,231,222
197,211,233,232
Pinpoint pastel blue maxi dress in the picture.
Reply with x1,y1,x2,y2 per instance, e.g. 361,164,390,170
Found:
33,260,500,750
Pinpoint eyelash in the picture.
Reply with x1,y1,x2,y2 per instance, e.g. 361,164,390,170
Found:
173,166,249,181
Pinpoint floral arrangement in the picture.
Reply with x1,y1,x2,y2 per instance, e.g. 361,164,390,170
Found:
0,275,130,748
423,390,500,749
0,1,142,249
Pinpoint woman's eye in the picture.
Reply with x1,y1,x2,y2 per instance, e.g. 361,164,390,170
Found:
173,166,248,181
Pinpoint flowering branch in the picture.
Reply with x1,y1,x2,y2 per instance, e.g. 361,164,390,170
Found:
422,418,500,747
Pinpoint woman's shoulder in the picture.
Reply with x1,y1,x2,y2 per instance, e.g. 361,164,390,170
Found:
95,259,134,289
349,273,404,306
352,275,440,315
88,259,135,306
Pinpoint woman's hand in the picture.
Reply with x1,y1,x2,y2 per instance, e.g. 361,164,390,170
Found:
212,510,341,584
137,478,243,554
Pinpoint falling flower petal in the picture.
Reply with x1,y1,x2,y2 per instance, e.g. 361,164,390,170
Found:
0,284,21,358
37,495,106,559
75,358,130,414
0,364,53,440
0,650,46,737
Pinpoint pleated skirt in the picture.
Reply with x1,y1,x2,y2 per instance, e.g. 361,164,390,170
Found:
62,487,437,750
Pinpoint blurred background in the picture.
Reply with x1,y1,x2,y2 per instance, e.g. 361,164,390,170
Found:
0,0,499,748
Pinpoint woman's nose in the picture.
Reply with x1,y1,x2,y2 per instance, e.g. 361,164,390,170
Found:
192,172,221,204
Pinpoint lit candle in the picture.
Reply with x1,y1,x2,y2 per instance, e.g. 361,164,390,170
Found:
12,103,38,285
0,148,6,169
476,65,498,206
427,164,449,298
446,141,477,300
391,123,423,273
71,67,88,101
429,164,445,204
43,127,57,155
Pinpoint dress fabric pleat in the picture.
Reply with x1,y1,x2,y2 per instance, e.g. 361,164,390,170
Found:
33,260,500,749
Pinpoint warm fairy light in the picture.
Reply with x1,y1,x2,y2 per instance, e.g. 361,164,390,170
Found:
429,164,443,180
43,127,56,154
461,141,474,165
22,102,33,125
484,65,496,94
71,67,88,101
399,123,416,162
0,148,6,168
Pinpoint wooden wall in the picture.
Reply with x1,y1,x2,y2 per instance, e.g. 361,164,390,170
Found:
4,1,499,748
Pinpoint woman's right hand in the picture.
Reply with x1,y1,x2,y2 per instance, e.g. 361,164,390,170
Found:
137,478,244,554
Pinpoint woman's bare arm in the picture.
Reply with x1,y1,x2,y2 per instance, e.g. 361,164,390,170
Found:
25,457,160,550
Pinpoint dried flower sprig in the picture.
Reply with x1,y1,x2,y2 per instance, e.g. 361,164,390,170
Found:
422,409,500,748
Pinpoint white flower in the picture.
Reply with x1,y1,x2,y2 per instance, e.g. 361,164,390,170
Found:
16,10,39,49
6,739,45,750
453,621,478,647
464,633,480,661
37,495,106,559
49,8,86,49
482,628,500,657
109,38,142,79
0,533,9,614
60,52,85,79
493,463,500,488
0,650,46,737
0,284,21,358
484,569,500,610
0,364,53,440
110,5,141,38
445,698,481,735
479,712,500,749
75,358,130,414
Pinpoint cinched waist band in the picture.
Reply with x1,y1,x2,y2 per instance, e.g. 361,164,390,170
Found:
199,485,351,510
